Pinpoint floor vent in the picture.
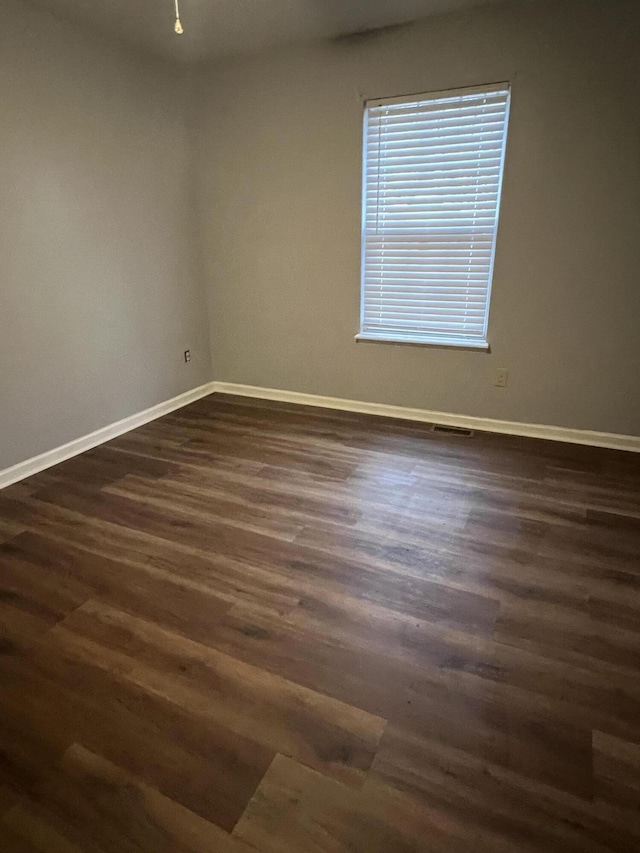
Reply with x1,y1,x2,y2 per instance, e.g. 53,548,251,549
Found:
431,424,475,437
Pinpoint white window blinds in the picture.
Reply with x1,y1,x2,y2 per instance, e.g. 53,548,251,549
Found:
359,83,510,348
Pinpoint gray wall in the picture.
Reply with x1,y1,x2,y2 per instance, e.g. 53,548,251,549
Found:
194,0,640,436
2,0,639,473
0,0,211,470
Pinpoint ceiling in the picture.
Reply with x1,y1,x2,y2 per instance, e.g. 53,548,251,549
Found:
28,0,506,63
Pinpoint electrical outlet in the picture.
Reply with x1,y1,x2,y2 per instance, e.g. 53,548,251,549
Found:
184,350,191,363
494,368,508,388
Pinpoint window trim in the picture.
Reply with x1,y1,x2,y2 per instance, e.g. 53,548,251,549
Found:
358,82,511,351
354,332,491,351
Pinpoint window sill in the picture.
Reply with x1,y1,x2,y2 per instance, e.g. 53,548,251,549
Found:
355,333,490,352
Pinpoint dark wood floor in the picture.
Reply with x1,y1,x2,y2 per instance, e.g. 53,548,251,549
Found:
1,393,639,852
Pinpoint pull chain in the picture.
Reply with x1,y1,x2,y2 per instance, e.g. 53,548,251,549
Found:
174,0,184,34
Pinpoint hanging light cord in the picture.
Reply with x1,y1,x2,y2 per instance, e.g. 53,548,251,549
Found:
174,0,184,34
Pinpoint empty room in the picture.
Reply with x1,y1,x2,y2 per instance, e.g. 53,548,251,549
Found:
1,0,640,850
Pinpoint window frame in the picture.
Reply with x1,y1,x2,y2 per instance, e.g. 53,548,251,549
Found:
357,82,511,351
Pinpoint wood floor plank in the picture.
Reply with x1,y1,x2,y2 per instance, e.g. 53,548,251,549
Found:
233,752,473,853
0,744,251,853
0,498,302,613
0,518,25,545
495,601,640,677
61,743,252,852
35,479,303,544
593,730,640,813
0,826,44,853
1,393,640,850
54,600,387,787
371,726,639,853
2,801,88,853
388,664,594,800
0,540,90,629
0,652,273,833
0,599,58,656
0,784,18,820
1,531,231,644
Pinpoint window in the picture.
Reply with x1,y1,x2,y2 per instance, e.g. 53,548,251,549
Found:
359,83,510,349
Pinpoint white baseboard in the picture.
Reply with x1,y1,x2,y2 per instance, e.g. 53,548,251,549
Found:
0,382,216,490
213,382,640,454
2,379,638,490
